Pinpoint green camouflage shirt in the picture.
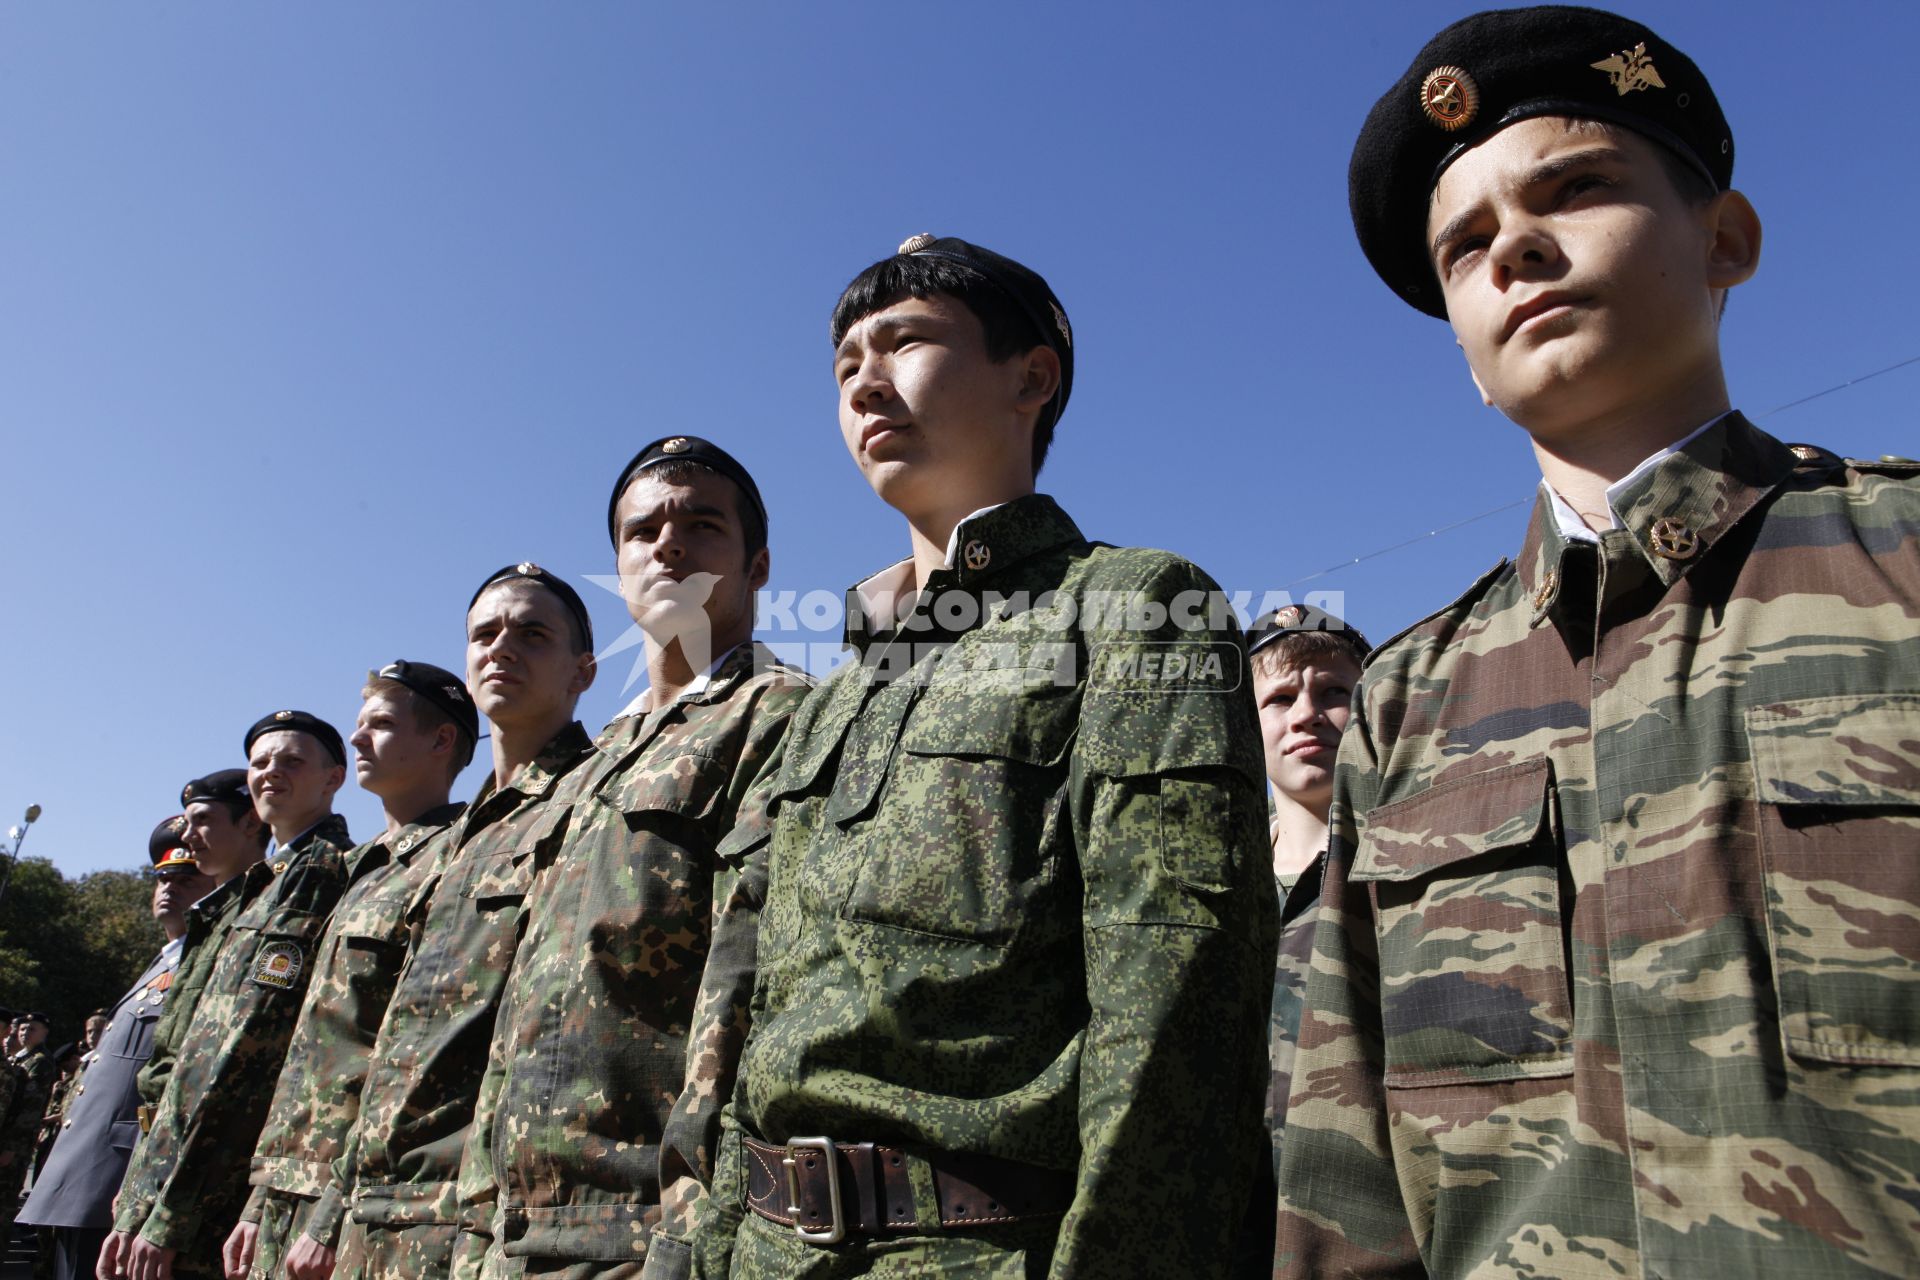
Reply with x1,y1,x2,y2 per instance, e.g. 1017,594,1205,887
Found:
1274,415,1920,1278
137,876,247,1111
1,1046,56,1169
334,724,590,1254
243,802,466,1243
700,496,1279,1278
454,642,811,1275
114,814,353,1257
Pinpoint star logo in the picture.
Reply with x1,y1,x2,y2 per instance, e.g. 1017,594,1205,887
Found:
1592,43,1665,96
1419,66,1479,131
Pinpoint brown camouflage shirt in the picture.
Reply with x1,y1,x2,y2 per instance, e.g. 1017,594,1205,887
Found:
332,724,591,1250
113,814,354,1258
452,643,811,1277
1274,416,1920,1277
242,802,466,1244
136,876,247,1112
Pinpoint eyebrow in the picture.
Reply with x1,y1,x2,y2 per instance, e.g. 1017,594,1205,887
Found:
1429,145,1626,263
620,501,728,532
835,313,918,359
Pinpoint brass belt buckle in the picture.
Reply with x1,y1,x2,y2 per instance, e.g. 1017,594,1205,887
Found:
783,1136,844,1244
137,1104,153,1133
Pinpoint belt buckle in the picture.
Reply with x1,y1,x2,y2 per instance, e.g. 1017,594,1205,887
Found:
783,1136,844,1245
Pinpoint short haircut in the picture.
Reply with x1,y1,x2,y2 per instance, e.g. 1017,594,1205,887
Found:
202,785,267,843
1252,629,1369,682
471,579,593,656
363,675,478,779
627,458,768,560
1562,116,1716,206
831,254,1058,475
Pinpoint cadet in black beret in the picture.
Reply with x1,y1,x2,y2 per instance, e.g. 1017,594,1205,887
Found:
468,562,595,654
243,710,347,768
1246,602,1371,660
369,658,481,745
606,435,769,549
243,711,349,855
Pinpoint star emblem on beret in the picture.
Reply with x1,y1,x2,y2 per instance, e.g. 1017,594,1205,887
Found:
517,561,541,576
274,710,293,721
662,437,690,454
1419,65,1479,131
898,232,937,255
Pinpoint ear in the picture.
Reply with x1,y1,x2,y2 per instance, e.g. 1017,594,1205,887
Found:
324,764,347,796
571,651,598,696
1704,188,1761,291
433,722,459,762
1013,344,1061,415
747,546,771,594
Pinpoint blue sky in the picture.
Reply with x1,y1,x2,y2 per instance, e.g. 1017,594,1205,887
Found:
4,1,1915,876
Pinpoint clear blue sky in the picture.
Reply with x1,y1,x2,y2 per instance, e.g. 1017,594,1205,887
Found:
5,2,1915,876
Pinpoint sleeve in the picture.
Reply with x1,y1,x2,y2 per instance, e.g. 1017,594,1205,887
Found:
303,1173,350,1248
648,684,806,1279
239,1184,268,1225
1271,681,1425,1275
131,863,349,1252
1046,558,1281,1280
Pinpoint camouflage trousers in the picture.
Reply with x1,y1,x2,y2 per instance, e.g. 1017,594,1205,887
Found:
334,1217,460,1280
247,1189,319,1280
480,1255,647,1280
725,1210,1060,1278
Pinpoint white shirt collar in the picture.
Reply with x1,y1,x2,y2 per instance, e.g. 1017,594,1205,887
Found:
1543,413,1728,543
943,503,1008,567
617,643,743,720
159,936,185,963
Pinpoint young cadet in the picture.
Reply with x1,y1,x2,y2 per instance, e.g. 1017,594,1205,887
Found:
223,662,477,1280
1275,8,1920,1277
693,236,1278,1278
107,716,354,1280
450,438,812,1280
21,821,214,1280
327,568,596,1280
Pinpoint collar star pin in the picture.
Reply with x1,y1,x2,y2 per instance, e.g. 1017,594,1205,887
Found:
1419,65,1479,131
963,540,992,572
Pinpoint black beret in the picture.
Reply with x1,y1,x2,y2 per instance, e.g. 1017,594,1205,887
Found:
370,659,481,743
895,234,1074,430
244,710,347,767
467,562,595,653
1247,604,1372,660
181,768,252,810
148,814,196,872
20,1011,49,1027
1351,5,1733,318
606,436,769,547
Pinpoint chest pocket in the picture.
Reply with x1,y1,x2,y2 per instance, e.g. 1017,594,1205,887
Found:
1749,694,1920,1067
1353,759,1574,1088
850,645,1079,943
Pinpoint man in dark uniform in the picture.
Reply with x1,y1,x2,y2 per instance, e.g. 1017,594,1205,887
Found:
1,1013,57,1241
20,823,214,1280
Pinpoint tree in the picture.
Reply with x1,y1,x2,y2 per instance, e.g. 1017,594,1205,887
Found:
0,858,161,1045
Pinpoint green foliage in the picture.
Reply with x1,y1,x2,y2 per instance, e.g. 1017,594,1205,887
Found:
0,857,162,1045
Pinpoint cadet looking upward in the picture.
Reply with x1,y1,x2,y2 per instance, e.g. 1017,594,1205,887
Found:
1275,7,1920,1277
106,716,353,1280
692,236,1278,1279
224,662,476,1280
325,569,595,1280
20,820,214,1280
450,437,811,1280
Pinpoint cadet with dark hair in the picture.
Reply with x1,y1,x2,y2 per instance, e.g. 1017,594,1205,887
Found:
224,662,475,1280
1276,8,1920,1276
692,236,1277,1278
106,717,353,1280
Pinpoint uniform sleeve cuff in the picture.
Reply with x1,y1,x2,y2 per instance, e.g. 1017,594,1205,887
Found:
304,1184,348,1247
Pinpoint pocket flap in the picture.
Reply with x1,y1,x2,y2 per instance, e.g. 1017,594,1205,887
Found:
1354,759,1552,882
595,752,724,821
902,683,1078,764
1747,694,1920,807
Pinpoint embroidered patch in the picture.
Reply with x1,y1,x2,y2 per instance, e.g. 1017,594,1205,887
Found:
250,940,305,990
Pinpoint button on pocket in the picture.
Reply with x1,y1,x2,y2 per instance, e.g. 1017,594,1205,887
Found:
1748,694,1920,1067
1353,759,1573,1087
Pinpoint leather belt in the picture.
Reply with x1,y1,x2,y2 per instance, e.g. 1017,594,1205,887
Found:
744,1136,1073,1245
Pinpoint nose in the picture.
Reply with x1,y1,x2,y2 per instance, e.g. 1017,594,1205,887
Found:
1287,689,1328,730
1489,214,1561,287
653,520,687,561
844,355,889,417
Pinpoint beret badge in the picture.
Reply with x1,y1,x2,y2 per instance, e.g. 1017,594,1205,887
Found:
273,710,293,721
897,232,938,255
1591,42,1665,96
661,437,690,454
1419,65,1479,131
516,561,540,576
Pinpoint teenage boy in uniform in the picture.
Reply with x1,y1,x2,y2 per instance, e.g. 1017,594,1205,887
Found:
222,662,477,1280
693,236,1278,1278
107,716,354,1280
451,438,811,1280
325,568,596,1280
1275,8,1920,1277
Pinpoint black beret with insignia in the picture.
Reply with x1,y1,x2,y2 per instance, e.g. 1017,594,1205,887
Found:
181,768,252,811
148,814,197,872
244,710,347,767
468,562,595,653
894,234,1074,430
1350,5,1733,317
606,435,769,548
1247,604,1372,660
372,659,481,743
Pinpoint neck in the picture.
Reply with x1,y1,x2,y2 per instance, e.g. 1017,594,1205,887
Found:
491,708,572,789
1270,790,1330,879
1528,370,1730,533
378,781,455,839
642,621,752,711
903,483,1033,585
160,917,186,943
214,846,266,887
268,809,328,848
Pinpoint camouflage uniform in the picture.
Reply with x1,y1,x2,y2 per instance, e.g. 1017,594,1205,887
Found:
0,1045,58,1233
112,816,353,1276
137,878,248,1114
238,803,465,1280
333,724,591,1280
1274,416,1920,1277
448,644,810,1280
697,496,1279,1278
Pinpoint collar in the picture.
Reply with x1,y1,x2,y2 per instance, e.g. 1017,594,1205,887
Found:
159,936,185,963
472,720,593,809
1543,413,1729,543
1520,412,1797,625
265,813,352,871
616,641,750,720
383,801,466,859
843,494,1085,651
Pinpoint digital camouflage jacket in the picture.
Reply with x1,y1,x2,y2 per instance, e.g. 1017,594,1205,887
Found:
331,723,591,1273
113,814,353,1261
241,802,466,1256
453,643,811,1279
698,496,1280,1279
1274,416,1920,1278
